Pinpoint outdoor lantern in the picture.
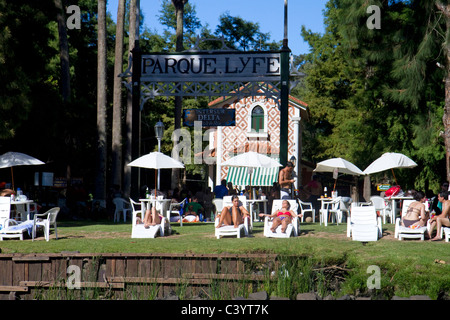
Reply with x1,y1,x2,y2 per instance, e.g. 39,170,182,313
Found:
290,155,296,166
154,120,165,190
154,120,165,141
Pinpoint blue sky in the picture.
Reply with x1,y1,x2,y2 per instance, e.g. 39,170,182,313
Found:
107,0,328,56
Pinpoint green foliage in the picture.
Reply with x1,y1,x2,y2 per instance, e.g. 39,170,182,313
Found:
215,13,279,51
158,0,201,34
0,0,57,140
299,0,447,190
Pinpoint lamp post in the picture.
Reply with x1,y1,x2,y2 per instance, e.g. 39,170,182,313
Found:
280,0,290,166
289,155,296,167
289,155,297,197
154,120,164,190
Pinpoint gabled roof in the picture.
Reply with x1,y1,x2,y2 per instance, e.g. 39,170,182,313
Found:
207,83,309,121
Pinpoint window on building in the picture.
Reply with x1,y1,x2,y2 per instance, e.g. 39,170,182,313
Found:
251,106,264,132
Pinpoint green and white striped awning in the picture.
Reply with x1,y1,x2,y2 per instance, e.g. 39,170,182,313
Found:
226,166,280,187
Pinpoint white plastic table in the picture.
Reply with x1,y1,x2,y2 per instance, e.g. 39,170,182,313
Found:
247,198,268,221
11,199,36,221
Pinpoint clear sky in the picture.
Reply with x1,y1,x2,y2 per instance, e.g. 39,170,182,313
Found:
106,0,328,56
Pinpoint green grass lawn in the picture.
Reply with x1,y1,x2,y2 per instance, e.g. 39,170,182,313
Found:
1,220,449,298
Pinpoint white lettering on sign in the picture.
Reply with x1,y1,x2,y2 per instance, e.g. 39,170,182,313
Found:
141,53,281,81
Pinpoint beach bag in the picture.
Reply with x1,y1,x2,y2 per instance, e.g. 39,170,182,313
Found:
385,185,401,198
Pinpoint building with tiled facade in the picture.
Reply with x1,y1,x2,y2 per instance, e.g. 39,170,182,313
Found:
203,88,311,191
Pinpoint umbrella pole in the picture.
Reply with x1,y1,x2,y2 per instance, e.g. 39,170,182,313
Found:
333,178,337,191
155,169,157,198
391,168,398,185
249,172,252,200
11,167,14,191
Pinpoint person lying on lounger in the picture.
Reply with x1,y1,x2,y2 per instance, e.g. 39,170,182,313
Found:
259,200,301,233
143,206,164,229
182,205,200,222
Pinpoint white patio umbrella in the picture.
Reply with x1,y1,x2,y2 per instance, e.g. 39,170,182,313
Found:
363,152,417,184
0,151,45,190
128,152,184,197
222,152,282,199
313,157,364,191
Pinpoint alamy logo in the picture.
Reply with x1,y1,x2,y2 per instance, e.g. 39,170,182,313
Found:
67,265,81,289
367,265,381,289
366,5,381,30
66,5,81,30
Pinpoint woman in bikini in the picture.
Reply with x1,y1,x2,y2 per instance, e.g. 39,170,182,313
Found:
216,195,250,228
401,191,428,229
259,200,300,233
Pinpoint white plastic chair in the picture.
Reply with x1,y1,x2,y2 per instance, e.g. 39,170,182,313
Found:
32,207,60,241
212,198,223,219
0,197,11,229
442,227,450,242
349,205,382,242
13,203,30,222
113,198,132,223
297,199,315,223
129,198,143,227
370,196,392,224
263,199,299,238
319,197,342,226
166,198,187,226
395,200,428,240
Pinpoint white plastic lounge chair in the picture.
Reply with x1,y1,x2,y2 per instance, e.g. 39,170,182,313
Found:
130,199,170,238
349,205,382,242
32,207,60,241
0,219,33,240
263,199,299,238
222,195,252,233
214,196,251,239
0,196,11,229
394,200,427,240
297,199,315,223
113,198,132,223
370,196,392,224
348,202,373,237
131,218,169,238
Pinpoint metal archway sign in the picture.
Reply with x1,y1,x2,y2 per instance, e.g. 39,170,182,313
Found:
122,37,302,198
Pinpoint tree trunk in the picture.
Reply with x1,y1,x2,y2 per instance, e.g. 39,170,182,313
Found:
124,0,139,198
171,0,187,190
95,0,107,207
111,0,126,187
437,2,450,183
54,0,71,102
